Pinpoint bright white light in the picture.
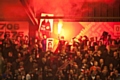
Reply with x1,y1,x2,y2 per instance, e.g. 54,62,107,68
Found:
58,20,63,34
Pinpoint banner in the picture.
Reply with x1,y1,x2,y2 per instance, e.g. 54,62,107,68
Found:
0,21,29,39
114,25,120,36
78,22,120,39
46,38,54,51
39,13,54,37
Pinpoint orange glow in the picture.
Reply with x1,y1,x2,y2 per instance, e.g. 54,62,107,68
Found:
51,22,120,42
51,22,84,41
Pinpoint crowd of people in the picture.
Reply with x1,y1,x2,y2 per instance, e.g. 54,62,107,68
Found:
0,33,120,80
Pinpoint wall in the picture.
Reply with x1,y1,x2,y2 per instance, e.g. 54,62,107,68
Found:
51,22,120,41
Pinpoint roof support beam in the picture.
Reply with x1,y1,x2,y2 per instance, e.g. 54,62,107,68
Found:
20,0,38,25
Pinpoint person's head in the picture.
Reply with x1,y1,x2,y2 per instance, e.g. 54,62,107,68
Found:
7,62,12,67
114,69,119,76
18,53,22,58
102,66,108,73
96,75,101,80
60,36,64,40
99,58,104,64
19,61,24,66
94,45,98,51
17,75,22,80
42,57,46,63
44,66,48,71
25,35,28,40
85,53,89,58
34,38,38,43
76,51,81,56
8,52,13,57
94,61,98,66
81,77,85,80
45,15,49,22
29,57,33,62
82,59,87,64
88,49,93,56
97,50,102,56
111,40,116,45
70,69,74,74
113,51,118,58
74,64,78,69
84,45,88,51
109,63,114,69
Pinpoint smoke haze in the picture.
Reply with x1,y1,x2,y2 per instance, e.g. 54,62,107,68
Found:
30,0,115,16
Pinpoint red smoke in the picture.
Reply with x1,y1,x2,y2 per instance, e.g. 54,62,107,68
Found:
29,0,116,16
1,0,28,20
104,0,115,4
0,0,116,20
